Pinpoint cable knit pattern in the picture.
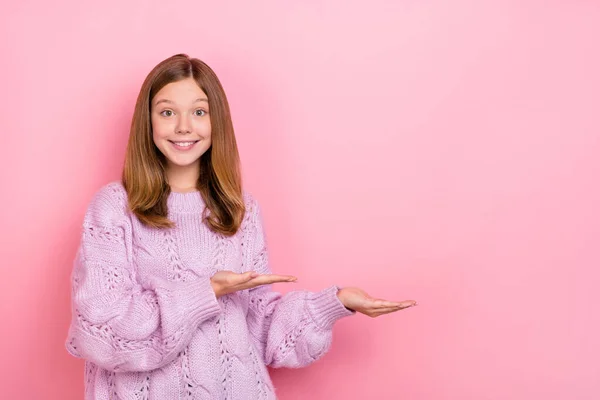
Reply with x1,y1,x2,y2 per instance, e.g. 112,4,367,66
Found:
65,181,355,399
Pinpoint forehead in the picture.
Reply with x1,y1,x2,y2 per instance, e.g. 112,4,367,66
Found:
152,77,208,106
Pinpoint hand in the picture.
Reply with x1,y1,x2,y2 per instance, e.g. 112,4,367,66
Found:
336,287,417,318
210,270,297,298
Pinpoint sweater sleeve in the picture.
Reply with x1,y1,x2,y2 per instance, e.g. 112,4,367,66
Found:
241,194,355,369
64,182,222,372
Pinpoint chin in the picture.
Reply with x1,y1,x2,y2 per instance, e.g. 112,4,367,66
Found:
167,157,202,167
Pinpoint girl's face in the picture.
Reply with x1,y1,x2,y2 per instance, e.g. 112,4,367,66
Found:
150,77,212,170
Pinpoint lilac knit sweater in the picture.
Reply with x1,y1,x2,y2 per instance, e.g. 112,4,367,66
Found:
64,181,355,399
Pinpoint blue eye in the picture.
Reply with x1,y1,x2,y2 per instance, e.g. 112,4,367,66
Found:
195,109,207,116
160,110,173,117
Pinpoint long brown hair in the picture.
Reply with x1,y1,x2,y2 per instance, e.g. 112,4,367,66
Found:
122,53,244,236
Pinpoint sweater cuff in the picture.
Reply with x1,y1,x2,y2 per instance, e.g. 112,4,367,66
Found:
179,278,222,326
149,276,222,334
307,285,356,331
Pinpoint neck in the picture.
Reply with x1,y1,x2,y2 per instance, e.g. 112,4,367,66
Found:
166,161,200,192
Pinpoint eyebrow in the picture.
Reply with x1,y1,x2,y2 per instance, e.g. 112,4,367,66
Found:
153,98,208,106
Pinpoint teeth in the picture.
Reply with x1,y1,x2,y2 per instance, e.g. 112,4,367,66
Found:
173,141,196,147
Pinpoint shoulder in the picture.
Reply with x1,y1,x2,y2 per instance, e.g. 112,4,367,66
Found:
242,189,257,209
84,180,129,226
241,189,265,230
242,189,263,217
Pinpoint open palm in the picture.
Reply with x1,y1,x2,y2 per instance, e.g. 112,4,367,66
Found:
337,287,417,317
210,270,297,298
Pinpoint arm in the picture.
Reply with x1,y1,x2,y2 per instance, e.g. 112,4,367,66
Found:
64,183,221,372
241,194,355,368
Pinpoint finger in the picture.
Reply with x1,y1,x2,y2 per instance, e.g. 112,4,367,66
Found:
371,299,417,309
370,299,405,308
237,271,259,283
372,304,418,316
244,278,296,290
236,276,298,292
371,307,401,316
364,308,397,318
398,300,418,309
250,274,298,285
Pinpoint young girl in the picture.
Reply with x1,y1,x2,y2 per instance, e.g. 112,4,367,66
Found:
65,53,417,400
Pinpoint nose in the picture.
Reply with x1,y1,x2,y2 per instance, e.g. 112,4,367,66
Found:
175,115,192,134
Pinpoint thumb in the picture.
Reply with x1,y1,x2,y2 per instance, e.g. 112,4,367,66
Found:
239,271,259,282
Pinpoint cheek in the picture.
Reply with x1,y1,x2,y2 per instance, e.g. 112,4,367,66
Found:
151,129,161,147
193,121,212,142
151,120,170,140
196,118,211,132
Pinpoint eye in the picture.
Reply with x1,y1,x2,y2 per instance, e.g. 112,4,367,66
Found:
160,110,173,117
195,109,207,117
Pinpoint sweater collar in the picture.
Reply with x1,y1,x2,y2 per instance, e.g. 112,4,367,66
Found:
167,190,205,213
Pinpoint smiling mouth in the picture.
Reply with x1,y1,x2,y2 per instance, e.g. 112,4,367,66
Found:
170,140,199,145
169,140,199,144
169,140,200,150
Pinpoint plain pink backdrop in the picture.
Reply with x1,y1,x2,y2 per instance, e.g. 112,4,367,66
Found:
1,1,599,399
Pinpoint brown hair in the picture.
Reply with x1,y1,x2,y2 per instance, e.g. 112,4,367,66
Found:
122,53,244,236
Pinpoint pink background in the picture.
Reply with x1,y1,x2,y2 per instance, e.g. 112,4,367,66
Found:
1,1,599,399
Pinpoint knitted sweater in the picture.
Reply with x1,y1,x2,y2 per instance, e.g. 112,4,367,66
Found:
64,181,355,399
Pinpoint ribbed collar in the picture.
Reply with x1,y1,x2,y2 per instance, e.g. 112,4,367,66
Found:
167,190,206,213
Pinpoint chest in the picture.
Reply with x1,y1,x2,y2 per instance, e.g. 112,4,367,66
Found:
129,213,245,282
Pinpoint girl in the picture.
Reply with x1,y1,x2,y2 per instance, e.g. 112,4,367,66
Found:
65,53,417,400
